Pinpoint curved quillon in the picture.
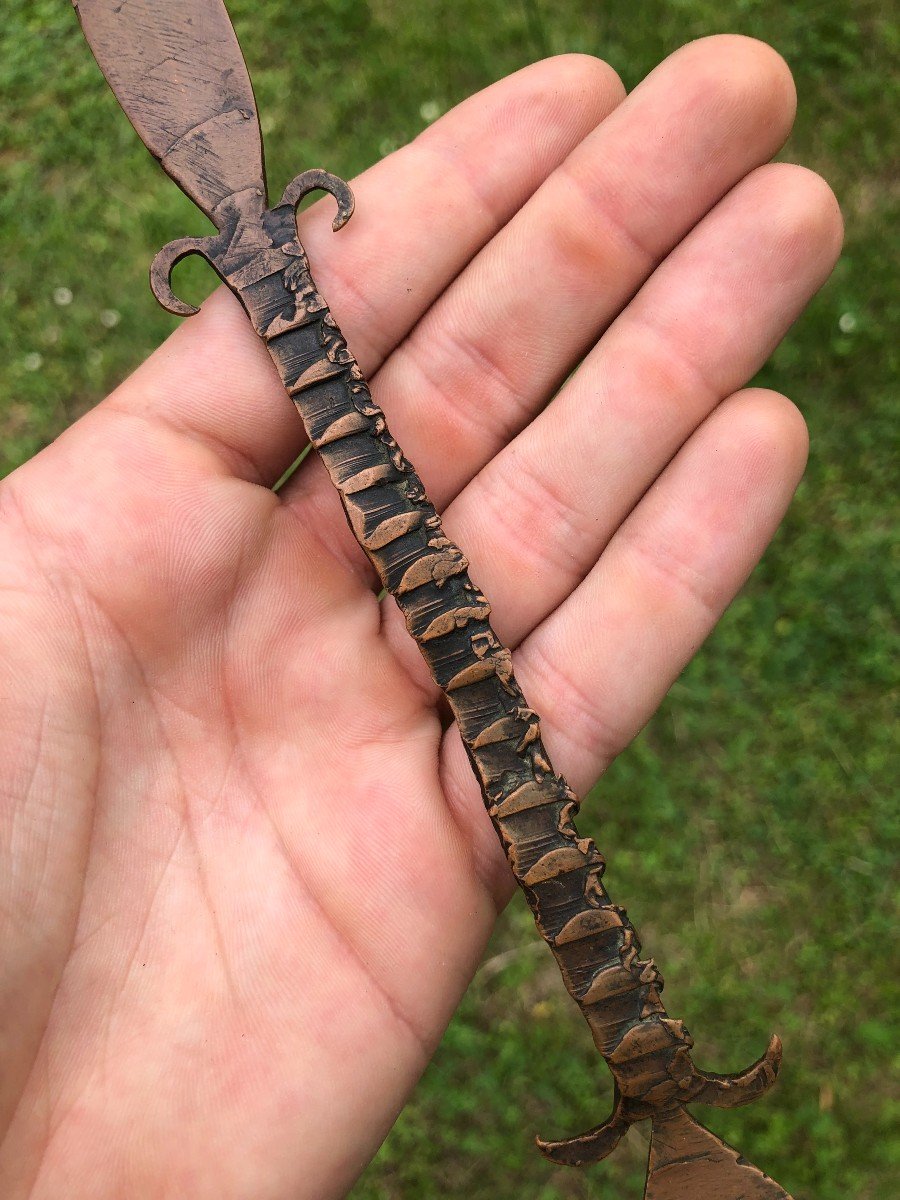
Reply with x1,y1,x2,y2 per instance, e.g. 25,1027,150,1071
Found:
281,169,355,232
687,1032,783,1110
147,168,786,1185
149,234,222,316
536,1090,630,1167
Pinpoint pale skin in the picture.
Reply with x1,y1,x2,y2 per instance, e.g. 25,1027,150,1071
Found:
0,35,841,1200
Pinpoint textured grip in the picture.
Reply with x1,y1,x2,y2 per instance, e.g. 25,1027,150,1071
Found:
203,199,783,1167
224,202,682,1094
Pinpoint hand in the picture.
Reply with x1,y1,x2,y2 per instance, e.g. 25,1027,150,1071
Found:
0,36,840,1199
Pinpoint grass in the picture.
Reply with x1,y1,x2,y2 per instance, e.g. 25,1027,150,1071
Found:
1,1,897,1197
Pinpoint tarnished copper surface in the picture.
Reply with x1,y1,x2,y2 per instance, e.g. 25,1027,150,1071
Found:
645,1109,790,1199
72,2,795,1193
74,0,265,221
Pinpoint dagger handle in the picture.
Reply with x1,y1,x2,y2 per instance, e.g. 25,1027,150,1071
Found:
212,200,695,1106
189,194,781,1160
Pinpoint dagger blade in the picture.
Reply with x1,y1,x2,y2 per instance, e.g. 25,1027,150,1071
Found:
645,1110,792,1200
73,0,266,224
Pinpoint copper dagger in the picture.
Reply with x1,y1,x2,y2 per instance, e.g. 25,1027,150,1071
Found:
71,2,795,1195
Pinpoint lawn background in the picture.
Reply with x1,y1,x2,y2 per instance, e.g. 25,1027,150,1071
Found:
1,1,896,1197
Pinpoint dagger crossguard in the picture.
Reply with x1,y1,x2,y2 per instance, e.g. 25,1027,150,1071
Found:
150,171,354,316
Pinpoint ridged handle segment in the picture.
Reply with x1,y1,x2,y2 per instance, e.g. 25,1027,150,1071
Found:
220,201,688,1108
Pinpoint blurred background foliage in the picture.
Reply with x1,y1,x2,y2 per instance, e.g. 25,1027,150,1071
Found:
1,1,897,1197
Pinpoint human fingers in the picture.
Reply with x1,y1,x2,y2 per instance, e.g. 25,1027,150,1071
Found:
438,389,809,899
281,36,797,560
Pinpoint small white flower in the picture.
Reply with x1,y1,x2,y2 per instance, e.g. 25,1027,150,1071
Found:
100,308,121,329
419,100,441,124
838,312,857,334
53,286,73,307
23,352,43,372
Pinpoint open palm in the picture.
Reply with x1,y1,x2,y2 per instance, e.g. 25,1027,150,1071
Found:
0,38,840,1200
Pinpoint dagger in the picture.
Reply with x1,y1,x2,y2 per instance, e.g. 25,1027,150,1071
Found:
71,2,796,1195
